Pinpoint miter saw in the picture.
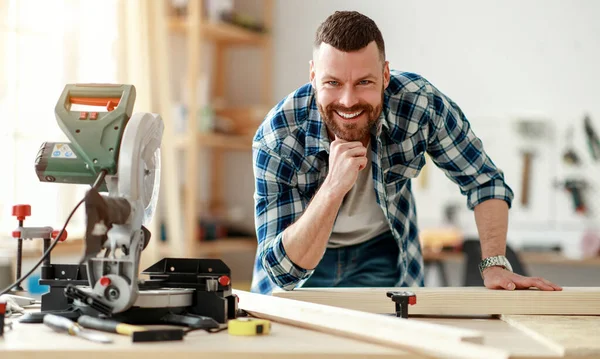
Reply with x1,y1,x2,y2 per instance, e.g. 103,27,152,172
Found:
16,84,238,329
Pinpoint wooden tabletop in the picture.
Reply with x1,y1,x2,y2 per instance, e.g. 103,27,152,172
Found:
1,310,588,359
1,316,409,359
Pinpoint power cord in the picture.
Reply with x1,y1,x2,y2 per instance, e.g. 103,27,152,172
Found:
183,325,228,335
0,170,108,296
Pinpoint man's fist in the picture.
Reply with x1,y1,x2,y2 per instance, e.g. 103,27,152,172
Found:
323,136,367,198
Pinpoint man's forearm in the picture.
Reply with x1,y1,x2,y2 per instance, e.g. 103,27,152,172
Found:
473,199,509,259
282,182,344,270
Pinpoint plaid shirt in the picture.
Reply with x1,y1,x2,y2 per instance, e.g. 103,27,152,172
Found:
250,70,514,294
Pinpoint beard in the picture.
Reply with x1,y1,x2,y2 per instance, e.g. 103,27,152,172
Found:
317,89,384,142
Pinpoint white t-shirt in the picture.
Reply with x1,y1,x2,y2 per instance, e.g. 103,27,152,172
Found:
328,146,390,248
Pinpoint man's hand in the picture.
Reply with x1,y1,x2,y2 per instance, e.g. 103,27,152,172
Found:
482,267,562,291
323,136,367,197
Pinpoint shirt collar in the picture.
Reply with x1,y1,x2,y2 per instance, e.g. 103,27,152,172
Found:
304,94,332,157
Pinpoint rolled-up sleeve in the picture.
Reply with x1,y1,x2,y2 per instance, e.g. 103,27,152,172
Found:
252,143,314,290
425,85,514,210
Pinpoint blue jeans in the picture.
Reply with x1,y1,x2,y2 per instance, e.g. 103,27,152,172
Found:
303,230,401,288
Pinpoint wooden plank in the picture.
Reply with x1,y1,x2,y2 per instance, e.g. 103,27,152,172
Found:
272,287,600,316
233,290,510,359
501,315,600,357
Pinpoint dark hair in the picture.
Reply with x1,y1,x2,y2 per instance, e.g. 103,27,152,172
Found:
314,11,385,61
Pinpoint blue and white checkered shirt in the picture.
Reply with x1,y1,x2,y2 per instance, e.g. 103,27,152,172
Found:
250,70,514,294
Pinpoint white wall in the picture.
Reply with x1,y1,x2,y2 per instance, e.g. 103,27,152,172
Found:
267,0,600,255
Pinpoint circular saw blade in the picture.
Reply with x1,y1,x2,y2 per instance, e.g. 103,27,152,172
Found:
142,146,161,224
118,112,164,226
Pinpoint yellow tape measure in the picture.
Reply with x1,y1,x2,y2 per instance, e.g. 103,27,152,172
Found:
228,318,271,336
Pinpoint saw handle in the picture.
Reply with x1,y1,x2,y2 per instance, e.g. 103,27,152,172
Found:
69,97,121,111
58,83,136,117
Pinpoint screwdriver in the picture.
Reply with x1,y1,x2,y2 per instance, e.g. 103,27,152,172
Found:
43,314,113,344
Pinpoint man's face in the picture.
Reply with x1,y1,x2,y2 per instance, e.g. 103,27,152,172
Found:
310,41,390,142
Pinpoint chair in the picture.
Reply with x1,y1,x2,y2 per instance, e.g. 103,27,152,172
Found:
461,238,529,286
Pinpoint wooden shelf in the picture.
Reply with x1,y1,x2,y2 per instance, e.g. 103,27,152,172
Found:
216,106,269,135
195,236,257,255
157,0,274,259
158,236,257,258
169,18,267,45
175,132,253,151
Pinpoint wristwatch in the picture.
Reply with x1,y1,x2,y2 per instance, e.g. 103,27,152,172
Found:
478,255,513,278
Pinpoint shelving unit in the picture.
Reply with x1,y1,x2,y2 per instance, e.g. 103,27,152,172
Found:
153,0,273,259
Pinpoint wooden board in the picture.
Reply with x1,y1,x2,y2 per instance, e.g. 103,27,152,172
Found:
501,315,600,357
272,287,600,316
233,290,510,359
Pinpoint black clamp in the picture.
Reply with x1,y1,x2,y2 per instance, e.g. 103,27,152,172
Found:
386,291,416,319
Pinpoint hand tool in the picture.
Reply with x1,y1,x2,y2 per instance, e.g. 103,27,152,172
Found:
514,119,550,208
78,315,184,342
562,125,581,166
227,318,271,336
43,313,113,343
386,291,417,318
584,115,600,162
520,151,534,207
563,180,588,214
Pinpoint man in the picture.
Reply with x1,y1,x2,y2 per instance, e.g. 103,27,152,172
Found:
250,10,561,294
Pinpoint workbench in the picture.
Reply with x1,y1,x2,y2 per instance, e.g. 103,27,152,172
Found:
0,311,580,359
1,287,599,359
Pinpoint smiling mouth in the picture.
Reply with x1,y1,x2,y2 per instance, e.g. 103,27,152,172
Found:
335,110,364,120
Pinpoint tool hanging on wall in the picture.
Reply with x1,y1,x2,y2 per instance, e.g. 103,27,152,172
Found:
584,115,600,162
562,125,581,166
520,151,534,208
514,119,551,209
555,179,588,215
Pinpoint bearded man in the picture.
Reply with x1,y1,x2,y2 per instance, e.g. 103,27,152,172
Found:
249,10,561,294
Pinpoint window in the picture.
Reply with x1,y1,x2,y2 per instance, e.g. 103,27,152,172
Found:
0,0,119,241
